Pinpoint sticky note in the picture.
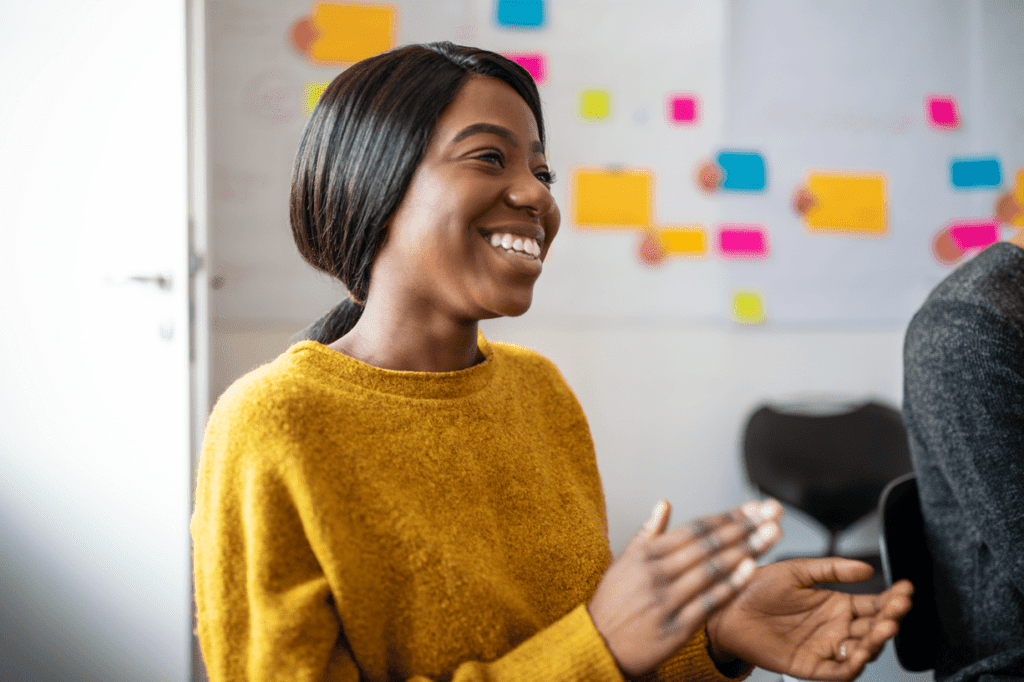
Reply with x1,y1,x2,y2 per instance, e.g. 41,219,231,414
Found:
803,173,887,234
504,52,547,84
733,291,765,324
717,151,766,192
580,89,611,120
926,95,960,129
304,81,330,114
658,226,706,255
718,226,769,258
950,157,1002,189
949,220,998,249
573,169,652,228
668,94,698,124
496,0,545,28
301,3,396,65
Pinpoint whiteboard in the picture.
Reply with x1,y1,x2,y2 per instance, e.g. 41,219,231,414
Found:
207,0,1024,329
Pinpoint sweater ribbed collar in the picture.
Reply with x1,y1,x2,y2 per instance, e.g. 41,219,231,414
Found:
286,333,496,400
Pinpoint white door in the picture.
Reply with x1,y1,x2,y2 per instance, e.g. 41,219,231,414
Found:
0,1,201,680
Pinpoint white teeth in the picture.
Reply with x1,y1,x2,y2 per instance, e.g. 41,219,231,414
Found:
487,232,541,258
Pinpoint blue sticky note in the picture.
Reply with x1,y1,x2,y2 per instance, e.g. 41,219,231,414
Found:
950,157,1002,189
717,151,767,192
496,0,545,28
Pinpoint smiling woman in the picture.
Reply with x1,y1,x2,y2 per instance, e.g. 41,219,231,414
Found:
190,42,912,682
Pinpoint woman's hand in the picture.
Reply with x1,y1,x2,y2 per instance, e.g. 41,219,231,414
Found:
706,558,914,681
587,499,783,677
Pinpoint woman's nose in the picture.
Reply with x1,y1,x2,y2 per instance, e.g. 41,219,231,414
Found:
505,170,556,217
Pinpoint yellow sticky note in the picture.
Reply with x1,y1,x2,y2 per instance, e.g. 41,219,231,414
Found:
580,89,611,120
733,291,765,324
1014,170,1024,227
573,169,652,228
311,3,396,65
304,81,330,114
804,173,887,234
658,226,706,255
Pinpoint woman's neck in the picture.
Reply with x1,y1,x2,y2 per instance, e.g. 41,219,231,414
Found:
327,303,485,372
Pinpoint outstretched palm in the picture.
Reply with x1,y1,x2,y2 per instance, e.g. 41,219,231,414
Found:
707,558,914,681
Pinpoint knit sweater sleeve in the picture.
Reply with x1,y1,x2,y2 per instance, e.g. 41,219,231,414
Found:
903,293,1024,594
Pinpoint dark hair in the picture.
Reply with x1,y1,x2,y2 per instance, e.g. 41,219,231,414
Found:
290,42,545,344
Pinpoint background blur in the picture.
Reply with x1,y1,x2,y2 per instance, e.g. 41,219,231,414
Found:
2,0,1022,680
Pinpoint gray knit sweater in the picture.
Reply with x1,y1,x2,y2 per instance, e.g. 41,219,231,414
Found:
903,241,1024,681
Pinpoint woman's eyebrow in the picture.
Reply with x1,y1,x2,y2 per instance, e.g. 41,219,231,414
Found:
450,122,544,155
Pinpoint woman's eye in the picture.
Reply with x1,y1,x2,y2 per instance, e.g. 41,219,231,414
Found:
535,170,556,186
476,151,504,166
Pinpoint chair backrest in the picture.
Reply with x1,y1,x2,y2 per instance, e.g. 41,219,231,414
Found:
879,473,937,672
742,401,913,537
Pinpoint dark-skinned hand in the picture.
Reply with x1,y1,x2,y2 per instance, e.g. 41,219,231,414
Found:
587,499,783,677
706,557,914,681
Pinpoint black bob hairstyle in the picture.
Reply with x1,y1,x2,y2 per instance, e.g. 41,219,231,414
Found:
290,42,546,345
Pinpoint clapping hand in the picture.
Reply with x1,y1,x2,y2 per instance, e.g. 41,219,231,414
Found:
707,558,914,681
587,499,783,676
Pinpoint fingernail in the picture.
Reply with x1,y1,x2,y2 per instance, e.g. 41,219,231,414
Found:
643,500,667,531
741,501,760,519
751,523,778,550
731,558,756,585
759,499,781,521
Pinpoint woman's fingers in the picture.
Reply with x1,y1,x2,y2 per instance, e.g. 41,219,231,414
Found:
653,524,779,596
665,557,758,631
648,500,781,559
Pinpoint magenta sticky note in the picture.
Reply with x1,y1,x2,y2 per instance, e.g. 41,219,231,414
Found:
668,94,698,123
504,52,547,85
718,226,769,258
949,220,998,249
927,95,959,128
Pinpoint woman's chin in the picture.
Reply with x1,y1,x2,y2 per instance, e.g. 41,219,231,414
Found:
486,293,534,319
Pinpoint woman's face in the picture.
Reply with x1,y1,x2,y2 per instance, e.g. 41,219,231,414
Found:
367,75,560,322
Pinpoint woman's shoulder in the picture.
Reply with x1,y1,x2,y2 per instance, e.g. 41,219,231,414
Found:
487,339,582,405
204,341,355,455
489,339,564,379
212,342,328,413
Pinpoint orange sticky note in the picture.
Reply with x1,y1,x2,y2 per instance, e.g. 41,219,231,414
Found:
804,172,887,234
572,169,653,228
658,226,706,255
309,3,396,65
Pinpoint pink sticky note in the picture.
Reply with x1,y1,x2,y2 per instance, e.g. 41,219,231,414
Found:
927,95,960,129
504,52,547,85
949,220,998,249
718,226,769,258
668,94,698,124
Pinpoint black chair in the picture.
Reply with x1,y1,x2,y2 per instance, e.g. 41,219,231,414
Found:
879,473,937,672
742,400,913,593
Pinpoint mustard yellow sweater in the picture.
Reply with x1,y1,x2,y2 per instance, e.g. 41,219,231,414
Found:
192,336,750,682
